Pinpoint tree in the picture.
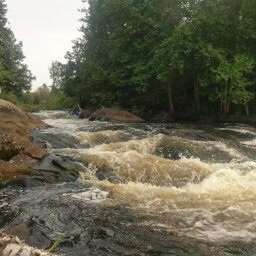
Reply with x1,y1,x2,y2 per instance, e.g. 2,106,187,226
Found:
0,0,34,95
55,0,256,119
49,61,65,93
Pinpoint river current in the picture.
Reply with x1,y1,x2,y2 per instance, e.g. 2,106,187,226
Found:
2,110,256,255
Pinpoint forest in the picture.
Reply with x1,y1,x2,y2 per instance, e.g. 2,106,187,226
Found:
1,0,256,121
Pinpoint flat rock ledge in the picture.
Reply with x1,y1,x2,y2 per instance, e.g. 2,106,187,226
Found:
0,99,48,184
0,233,62,256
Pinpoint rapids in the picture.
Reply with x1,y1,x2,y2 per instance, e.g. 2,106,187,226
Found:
2,110,256,255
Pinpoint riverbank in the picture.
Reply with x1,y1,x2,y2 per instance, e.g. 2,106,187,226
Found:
0,99,48,184
75,105,256,126
2,93,256,125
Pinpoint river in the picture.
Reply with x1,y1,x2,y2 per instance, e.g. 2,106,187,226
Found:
2,110,256,255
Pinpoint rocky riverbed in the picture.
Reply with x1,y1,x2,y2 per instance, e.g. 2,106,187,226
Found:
2,108,256,255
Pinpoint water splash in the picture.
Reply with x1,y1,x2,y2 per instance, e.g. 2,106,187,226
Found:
31,111,256,246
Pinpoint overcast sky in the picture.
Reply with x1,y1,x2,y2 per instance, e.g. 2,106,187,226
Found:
6,0,85,90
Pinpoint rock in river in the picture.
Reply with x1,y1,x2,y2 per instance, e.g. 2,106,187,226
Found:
88,107,144,123
0,99,47,184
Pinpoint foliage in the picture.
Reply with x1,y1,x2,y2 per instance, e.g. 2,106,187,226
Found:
49,0,256,119
4,0,256,119
0,84,76,110
0,0,34,94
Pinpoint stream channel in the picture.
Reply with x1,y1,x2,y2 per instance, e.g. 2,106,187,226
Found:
2,111,256,255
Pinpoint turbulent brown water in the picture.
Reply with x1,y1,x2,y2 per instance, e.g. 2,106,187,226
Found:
2,111,256,255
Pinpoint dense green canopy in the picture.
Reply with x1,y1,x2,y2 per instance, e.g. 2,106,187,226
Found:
51,0,256,118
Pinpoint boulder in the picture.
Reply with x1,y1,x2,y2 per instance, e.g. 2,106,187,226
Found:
79,107,96,119
71,104,96,119
0,99,47,184
0,99,47,129
89,108,144,123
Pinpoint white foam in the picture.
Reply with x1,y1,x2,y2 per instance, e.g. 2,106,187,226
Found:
208,141,244,159
36,111,256,243
63,188,108,202
33,110,72,120
216,127,256,135
72,130,131,146
242,138,256,147
100,162,256,241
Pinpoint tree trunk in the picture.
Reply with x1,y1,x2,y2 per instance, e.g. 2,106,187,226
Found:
254,89,256,110
220,83,223,113
197,87,200,113
167,83,174,115
245,102,250,117
193,74,200,113
227,100,231,114
224,81,228,114
79,94,82,106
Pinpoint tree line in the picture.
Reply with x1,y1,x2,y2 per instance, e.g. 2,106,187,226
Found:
1,0,256,120
49,0,256,119
0,0,34,95
0,0,74,110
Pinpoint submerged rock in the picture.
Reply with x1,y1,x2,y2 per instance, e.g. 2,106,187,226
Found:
88,107,144,123
11,154,82,186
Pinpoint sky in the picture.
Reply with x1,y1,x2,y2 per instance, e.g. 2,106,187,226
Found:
6,0,85,90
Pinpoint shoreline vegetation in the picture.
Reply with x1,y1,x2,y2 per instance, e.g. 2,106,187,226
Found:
3,93,256,125
2,91,256,125
1,0,256,125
